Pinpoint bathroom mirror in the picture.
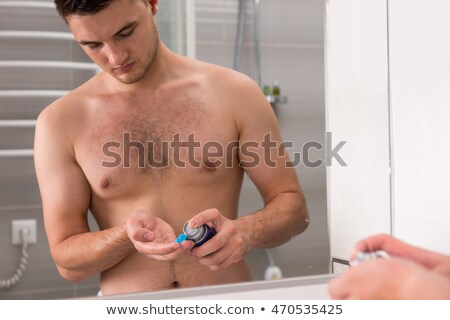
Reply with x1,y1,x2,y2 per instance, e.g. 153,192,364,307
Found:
0,0,328,299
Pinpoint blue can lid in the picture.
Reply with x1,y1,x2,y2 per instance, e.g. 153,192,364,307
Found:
174,233,187,244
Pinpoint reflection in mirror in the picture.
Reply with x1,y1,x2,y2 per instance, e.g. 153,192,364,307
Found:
0,0,327,299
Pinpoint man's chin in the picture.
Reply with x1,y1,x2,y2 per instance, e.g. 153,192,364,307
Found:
112,73,145,85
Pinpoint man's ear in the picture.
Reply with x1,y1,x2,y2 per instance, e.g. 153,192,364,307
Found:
149,0,158,15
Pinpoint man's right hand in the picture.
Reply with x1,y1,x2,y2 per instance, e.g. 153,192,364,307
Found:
126,211,194,261
351,234,450,278
328,256,450,299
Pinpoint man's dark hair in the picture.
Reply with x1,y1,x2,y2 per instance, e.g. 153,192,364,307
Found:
54,0,114,19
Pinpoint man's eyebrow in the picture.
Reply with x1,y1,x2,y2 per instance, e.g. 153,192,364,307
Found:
78,39,99,46
78,22,137,45
113,21,137,37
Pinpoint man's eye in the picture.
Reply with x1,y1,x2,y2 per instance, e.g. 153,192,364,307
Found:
88,43,101,50
118,29,135,38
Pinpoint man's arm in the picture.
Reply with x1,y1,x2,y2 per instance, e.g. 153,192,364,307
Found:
34,103,135,282
233,75,309,249
190,73,309,270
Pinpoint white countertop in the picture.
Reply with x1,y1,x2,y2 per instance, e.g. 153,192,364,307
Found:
90,274,334,300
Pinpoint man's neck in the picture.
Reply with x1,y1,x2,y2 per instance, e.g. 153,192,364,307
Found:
106,43,184,93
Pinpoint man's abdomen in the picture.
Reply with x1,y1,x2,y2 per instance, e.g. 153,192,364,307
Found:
100,251,252,295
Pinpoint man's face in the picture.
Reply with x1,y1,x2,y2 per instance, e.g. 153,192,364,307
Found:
67,0,159,84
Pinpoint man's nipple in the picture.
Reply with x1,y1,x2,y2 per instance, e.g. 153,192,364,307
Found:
202,160,219,172
100,178,111,189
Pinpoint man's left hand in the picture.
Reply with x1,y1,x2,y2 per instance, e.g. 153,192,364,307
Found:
189,208,251,271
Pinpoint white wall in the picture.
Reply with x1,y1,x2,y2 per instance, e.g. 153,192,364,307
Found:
389,0,450,255
327,0,450,260
326,0,391,261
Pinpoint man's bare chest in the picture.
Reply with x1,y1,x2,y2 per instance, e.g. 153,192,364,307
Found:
72,95,239,197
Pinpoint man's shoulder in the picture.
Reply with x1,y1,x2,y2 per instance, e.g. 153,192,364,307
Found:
37,90,89,140
190,60,271,126
195,59,256,89
38,90,80,122
38,74,101,122
195,60,265,107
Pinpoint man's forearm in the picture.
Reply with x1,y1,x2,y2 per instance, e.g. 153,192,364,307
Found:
236,191,309,250
52,224,135,282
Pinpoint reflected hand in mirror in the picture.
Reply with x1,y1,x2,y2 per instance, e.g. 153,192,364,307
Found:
328,234,450,299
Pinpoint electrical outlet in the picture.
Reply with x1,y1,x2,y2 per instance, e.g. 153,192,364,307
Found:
11,219,37,245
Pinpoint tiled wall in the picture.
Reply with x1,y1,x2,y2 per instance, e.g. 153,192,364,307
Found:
0,0,100,299
0,0,327,299
196,0,328,279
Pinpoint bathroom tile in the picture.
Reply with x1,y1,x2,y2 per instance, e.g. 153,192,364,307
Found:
0,158,40,207
0,38,90,63
0,127,35,149
0,206,100,299
0,95,60,120
0,6,68,33
0,68,96,90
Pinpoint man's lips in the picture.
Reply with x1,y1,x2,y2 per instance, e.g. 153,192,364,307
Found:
114,62,135,73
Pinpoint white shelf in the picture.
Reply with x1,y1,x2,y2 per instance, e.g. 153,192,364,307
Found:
0,149,34,158
0,31,74,41
0,60,98,71
0,120,37,128
0,1,54,9
0,90,68,97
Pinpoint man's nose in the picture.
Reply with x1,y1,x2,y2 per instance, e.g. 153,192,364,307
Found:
106,44,128,66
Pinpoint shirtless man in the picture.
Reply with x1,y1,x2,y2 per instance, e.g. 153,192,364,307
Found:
34,0,309,295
